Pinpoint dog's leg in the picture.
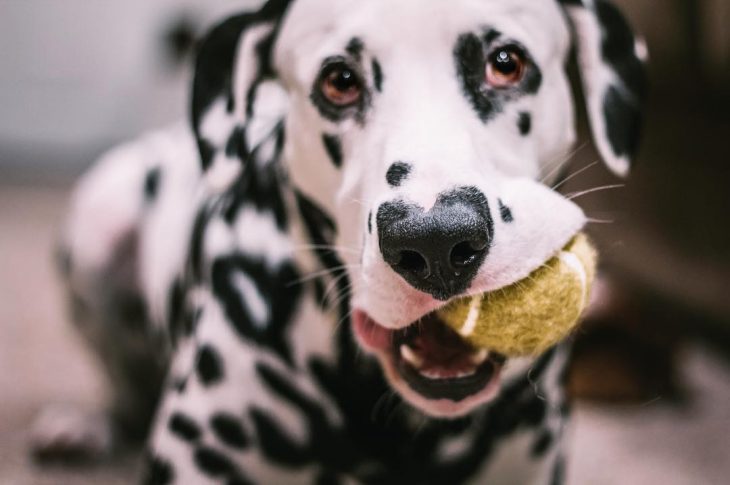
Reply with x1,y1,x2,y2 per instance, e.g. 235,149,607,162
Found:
31,262,166,463
142,293,339,485
31,137,172,463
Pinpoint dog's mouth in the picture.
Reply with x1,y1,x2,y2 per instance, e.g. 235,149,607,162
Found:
353,310,505,409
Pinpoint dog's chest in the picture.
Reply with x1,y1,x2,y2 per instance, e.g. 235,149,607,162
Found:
159,277,566,484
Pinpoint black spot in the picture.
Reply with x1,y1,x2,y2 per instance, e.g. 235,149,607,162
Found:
563,0,646,163
498,199,514,223
531,430,554,457
142,454,174,485
162,16,197,66
167,279,185,339
603,85,642,158
211,256,302,365
250,407,310,467
372,59,384,92
454,33,494,122
171,377,188,394
523,395,548,426
346,37,364,60
522,60,544,94
385,162,412,187
188,205,212,285
484,28,501,44
225,125,248,160
211,413,249,449
367,211,373,234
454,31,542,123
169,412,201,442
144,167,162,202
228,474,254,485
518,112,531,135
322,134,343,168
312,277,328,308
551,455,566,485
180,306,203,338
221,124,289,232
198,139,215,172
194,446,236,477
595,0,646,97
197,344,224,386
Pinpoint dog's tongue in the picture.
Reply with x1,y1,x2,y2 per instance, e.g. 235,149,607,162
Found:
402,315,481,374
354,311,488,378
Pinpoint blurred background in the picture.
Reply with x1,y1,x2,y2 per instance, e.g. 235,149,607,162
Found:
0,0,728,483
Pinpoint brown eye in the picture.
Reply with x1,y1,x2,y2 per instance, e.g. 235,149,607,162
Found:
320,63,363,106
486,47,526,87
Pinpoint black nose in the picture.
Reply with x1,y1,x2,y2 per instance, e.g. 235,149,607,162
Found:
377,187,493,300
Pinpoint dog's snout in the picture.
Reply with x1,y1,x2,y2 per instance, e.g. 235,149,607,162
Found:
385,228,487,285
377,188,493,300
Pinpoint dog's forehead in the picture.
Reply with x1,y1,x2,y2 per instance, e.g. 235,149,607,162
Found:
276,0,569,77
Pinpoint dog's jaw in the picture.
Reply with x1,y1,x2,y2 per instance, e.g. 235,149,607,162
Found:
352,310,505,417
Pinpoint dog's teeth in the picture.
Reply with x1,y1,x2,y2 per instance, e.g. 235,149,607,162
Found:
455,369,477,378
400,345,424,369
469,349,489,366
418,368,477,380
418,369,442,380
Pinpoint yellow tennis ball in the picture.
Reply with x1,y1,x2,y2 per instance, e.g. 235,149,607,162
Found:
436,233,597,357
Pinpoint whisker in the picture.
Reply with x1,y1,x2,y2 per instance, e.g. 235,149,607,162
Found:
540,142,588,183
329,284,353,311
348,198,370,208
371,391,392,423
526,363,547,401
586,217,615,225
287,264,361,287
290,244,361,255
322,273,353,309
385,399,405,428
567,184,625,201
551,161,599,191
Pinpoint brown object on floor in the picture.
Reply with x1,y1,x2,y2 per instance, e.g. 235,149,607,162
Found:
567,278,685,403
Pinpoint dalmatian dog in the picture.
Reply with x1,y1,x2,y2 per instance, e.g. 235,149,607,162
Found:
36,0,646,483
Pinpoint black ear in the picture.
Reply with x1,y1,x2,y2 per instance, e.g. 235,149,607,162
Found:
559,0,648,176
191,0,293,190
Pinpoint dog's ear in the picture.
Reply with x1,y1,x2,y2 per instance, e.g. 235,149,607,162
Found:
559,0,648,177
191,0,293,191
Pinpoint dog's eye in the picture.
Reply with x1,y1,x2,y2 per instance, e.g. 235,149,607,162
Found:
486,47,526,87
319,63,363,106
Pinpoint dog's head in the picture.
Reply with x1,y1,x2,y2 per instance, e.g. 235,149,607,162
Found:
192,0,646,417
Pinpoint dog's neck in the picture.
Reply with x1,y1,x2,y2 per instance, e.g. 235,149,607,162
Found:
175,125,573,481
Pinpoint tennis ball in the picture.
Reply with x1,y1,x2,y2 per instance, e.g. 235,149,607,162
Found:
436,233,597,357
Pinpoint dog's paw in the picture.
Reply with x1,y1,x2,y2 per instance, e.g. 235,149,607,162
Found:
29,405,113,464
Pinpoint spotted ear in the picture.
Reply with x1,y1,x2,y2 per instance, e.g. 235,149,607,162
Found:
560,0,648,177
191,0,293,191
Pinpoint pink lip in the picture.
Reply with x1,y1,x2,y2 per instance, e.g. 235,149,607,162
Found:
352,310,394,352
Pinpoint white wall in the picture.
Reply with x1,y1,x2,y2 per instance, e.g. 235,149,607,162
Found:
0,0,261,172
